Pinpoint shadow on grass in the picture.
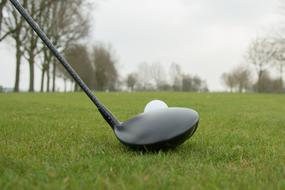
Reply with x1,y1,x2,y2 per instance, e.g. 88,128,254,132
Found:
118,141,203,156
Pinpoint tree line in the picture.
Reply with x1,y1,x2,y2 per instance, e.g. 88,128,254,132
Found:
0,0,208,93
125,62,208,92
221,37,285,93
2,1,285,93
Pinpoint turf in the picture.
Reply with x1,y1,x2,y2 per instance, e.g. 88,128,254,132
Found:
0,92,284,190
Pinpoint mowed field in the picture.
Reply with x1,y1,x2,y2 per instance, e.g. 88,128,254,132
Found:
0,92,284,190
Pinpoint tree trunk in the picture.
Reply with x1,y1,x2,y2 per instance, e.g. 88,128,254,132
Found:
27,1,40,92
28,36,36,92
239,84,242,93
257,70,263,93
279,63,283,84
0,0,8,33
64,78,67,92
46,64,50,92
40,68,45,92
14,41,21,92
28,55,35,92
52,59,56,92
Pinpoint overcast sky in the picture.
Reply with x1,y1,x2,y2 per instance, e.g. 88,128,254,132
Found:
0,0,283,91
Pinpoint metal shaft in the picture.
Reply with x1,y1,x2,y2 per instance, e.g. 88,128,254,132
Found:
9,0,119,128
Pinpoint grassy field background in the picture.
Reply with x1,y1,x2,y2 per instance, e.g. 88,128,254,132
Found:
0,92,284,189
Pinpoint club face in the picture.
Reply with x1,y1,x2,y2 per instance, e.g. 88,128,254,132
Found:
114,108,199,150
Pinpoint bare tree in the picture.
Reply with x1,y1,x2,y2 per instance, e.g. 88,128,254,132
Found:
150,62,166,89
2,0,91,92
232,65,252,93
222,64,252,93
221,72,236,92
169,63,182,91
126,73,138,91
245,38,274,92
25,13,38,92
23,0,55,92
270,39,285,85
2,0,54,92
137,62,151,90
1,0,28,92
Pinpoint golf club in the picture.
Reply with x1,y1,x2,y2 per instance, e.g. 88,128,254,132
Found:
10,0,200,150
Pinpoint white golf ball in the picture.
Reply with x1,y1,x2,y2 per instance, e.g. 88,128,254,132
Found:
144,100,168,113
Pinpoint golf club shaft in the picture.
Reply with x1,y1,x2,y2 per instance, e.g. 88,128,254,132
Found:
9,0,119,128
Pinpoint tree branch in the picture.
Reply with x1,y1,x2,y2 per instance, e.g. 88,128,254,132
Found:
0,27,17,41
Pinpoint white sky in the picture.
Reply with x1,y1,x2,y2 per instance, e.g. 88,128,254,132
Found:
0,0,283,91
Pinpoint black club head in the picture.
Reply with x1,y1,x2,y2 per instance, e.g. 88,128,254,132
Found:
114,107,199,150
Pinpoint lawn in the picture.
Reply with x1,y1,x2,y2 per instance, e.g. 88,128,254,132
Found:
0,92,284,190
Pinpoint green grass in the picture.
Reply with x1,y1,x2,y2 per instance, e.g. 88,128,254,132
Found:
0,92,284,190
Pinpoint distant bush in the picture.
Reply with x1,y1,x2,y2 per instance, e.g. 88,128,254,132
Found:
0,86,3,93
